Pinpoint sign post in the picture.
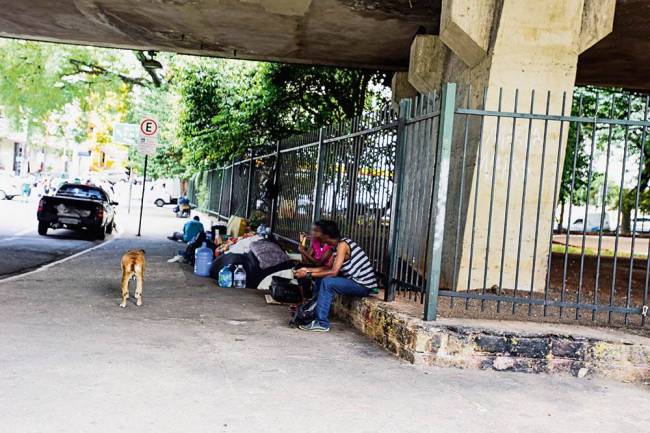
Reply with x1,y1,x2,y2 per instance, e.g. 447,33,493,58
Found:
136,118,159,237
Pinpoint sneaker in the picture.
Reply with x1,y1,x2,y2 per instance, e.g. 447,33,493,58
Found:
298,320,330,332
167,255,184,263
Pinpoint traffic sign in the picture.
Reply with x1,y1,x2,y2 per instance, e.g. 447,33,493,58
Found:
140,118,158,137
138,117,159,156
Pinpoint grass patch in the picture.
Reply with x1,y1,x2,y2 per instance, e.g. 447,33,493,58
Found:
551,243,647,259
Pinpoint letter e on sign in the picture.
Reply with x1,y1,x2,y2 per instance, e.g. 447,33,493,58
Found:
140,118,158,137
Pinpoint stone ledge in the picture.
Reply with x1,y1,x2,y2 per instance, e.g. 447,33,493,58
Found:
332,295,650,383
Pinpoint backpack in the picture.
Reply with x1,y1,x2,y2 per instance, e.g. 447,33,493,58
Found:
289,297,318,328
270,276,304,304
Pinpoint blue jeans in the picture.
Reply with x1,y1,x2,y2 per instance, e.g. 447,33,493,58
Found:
313,277,370,328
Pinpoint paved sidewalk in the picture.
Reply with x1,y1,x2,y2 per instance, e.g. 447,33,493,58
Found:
0,206,648,433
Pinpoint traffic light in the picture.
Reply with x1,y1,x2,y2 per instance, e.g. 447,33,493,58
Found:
125,166,131,179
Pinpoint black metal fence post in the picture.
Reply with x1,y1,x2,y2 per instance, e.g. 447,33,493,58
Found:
345,117,361,225
228,160,235,218
217,167,225,216
424,83,456,321
385,99,411,302
207,169,213,212
312,128,326,223
269,141,282,231
245,151,255,219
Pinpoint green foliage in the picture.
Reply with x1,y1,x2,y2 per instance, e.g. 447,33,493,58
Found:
561,86,650,232
174,60,388,172
176,61,262,170
0,40,74,130
0,37,165,176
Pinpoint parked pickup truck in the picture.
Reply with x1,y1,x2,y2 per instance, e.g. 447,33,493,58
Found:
37,183,118,240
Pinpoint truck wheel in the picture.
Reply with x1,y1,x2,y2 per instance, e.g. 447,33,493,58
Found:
106,220,114,234
95,227,106,241
0,190,6,200
38,221,48,236
154,199,165,207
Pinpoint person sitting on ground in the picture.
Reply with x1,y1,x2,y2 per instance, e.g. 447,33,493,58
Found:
293,220,378,332
168,215,204,242
298,222,334,267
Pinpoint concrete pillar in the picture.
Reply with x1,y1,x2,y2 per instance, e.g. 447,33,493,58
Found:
408,35,448,94
391,72,417,111
406,0,615,292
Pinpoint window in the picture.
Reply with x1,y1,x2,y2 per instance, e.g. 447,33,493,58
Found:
57,185,107,201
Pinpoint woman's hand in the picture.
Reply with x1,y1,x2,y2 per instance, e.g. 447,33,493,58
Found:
294,268,308,279
298,244,306,254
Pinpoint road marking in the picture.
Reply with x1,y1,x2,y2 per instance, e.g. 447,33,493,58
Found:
0,235,120,284
0,227,34,244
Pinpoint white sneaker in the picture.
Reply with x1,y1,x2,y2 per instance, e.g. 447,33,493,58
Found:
167,255,184,263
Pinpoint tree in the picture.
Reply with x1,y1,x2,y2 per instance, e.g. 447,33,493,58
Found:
255,63,388,138
558,86,650,232
174,60,389,172
0,39,164,174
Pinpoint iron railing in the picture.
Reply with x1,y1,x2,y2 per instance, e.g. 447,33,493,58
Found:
189,82,650,330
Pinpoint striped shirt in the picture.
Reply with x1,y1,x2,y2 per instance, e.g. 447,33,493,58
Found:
339,238,378,291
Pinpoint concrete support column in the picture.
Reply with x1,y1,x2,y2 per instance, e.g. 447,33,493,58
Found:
391,72,417,111
406,0,615,292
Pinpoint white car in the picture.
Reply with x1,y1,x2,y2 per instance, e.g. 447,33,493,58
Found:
632,217,650,233
0,170,21,200
569,213,611,233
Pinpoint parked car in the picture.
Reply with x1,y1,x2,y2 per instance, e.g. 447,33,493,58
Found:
37,183,117,240
632,216,650,233
569,213,611,233
149,178,181,207
0,170,21,200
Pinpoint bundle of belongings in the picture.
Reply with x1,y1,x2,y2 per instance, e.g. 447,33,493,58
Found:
209,237,295,289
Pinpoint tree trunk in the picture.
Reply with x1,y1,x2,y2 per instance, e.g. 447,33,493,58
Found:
622,208,632,234
559,201,566,232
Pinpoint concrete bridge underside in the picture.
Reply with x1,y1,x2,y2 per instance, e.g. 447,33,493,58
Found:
0,0,649,90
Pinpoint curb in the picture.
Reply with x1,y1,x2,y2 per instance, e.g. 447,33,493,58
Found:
332,296,650,383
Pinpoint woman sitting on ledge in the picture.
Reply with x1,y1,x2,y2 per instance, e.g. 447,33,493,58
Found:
294,220,378,332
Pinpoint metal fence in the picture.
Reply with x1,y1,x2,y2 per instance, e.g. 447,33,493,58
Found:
189,83,650,329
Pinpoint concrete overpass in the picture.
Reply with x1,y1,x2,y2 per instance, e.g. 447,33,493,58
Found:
0,0,648,90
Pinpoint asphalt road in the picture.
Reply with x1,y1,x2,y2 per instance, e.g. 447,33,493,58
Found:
0,198,105,278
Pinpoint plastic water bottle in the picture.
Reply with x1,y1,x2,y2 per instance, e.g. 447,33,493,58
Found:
194,243,213,277
218,265,233,288
233,265,247,288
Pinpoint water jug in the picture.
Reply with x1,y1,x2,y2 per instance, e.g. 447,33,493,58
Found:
233,265,247,289
194,242,213,277
218,265,233,288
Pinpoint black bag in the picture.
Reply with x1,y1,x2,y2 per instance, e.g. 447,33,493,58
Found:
185,231,208,265
270,276,303,304
289,297,318,328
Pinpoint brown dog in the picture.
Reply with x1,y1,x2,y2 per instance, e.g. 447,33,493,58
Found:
120,249,146,307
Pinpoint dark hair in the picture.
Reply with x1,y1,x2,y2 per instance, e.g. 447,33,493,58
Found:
193,216,200,221
315,220,340,239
